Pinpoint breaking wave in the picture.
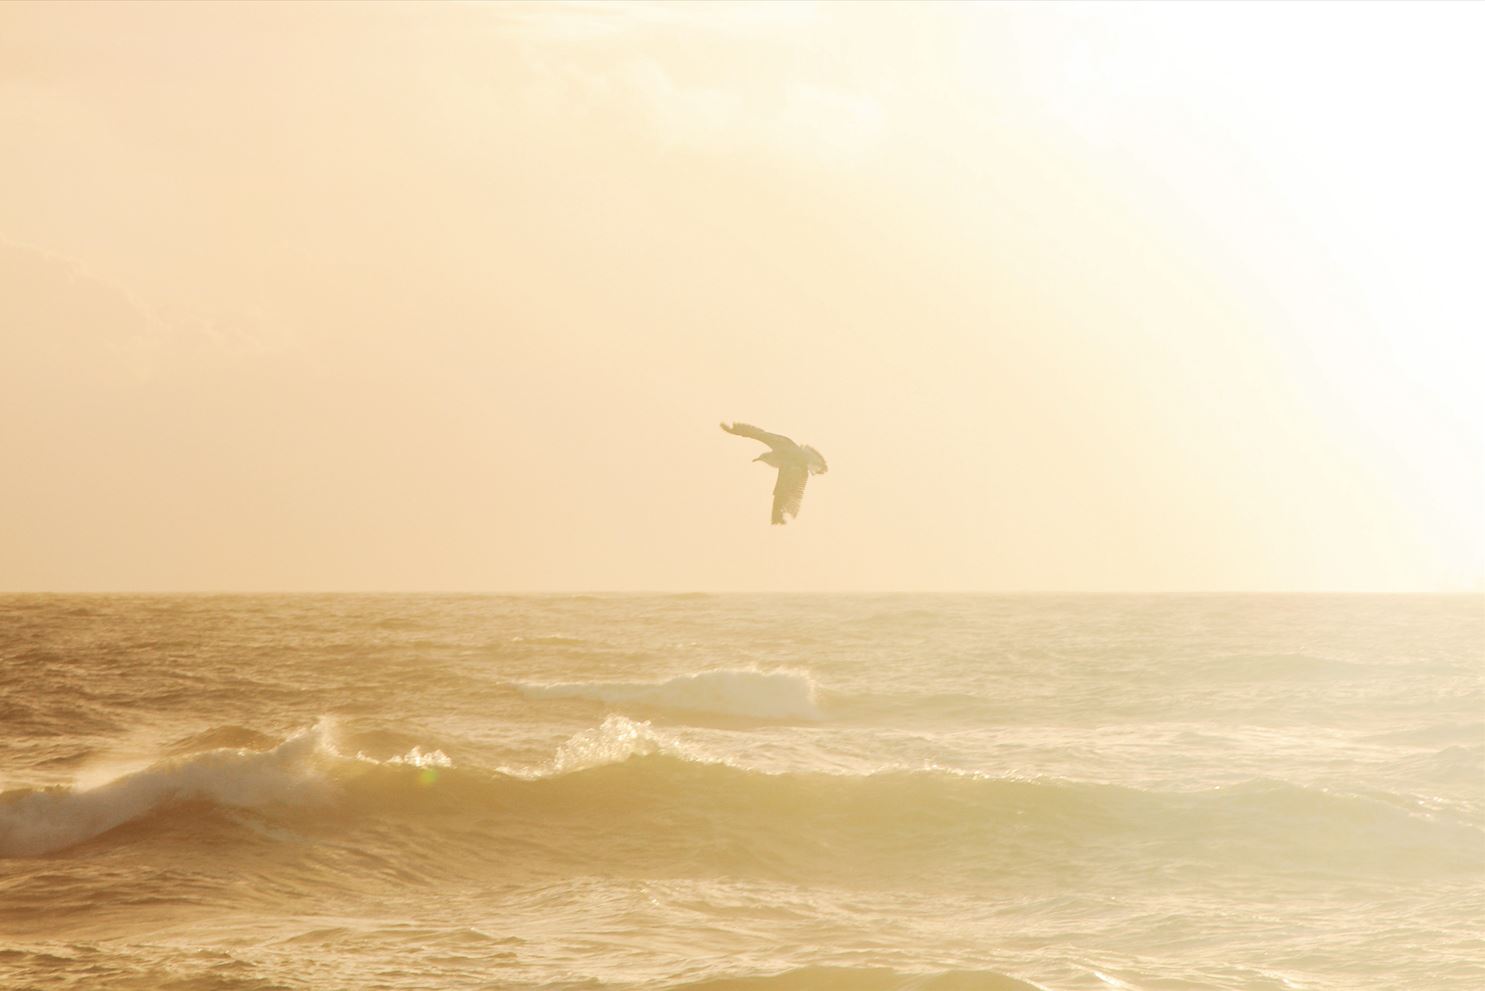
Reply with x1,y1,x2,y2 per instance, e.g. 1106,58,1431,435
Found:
519,668,822,720
4,718,1479,881
0,721,450,857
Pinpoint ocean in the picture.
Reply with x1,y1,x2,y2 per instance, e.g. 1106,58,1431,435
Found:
1,594,1481,991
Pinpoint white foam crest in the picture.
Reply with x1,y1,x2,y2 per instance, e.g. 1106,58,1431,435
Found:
499,715,711,779
1,719,371,857
521,667,822,719
367,746,455,769
553,714,667,773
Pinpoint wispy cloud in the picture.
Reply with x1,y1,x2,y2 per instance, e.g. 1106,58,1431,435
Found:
485,0,822,43
0,236,297,385
505,2,884,166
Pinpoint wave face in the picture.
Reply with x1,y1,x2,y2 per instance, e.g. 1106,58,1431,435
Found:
6,715,1477,890
2,593,1482,991
0,721,452,857
519,668,822,719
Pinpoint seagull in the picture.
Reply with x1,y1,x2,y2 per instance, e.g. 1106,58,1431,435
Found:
720,422,828,525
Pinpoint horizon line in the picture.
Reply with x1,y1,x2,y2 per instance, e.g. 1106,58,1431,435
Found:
2,588,1481,597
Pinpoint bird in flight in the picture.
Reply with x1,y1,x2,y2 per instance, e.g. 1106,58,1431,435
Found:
721,422,828,525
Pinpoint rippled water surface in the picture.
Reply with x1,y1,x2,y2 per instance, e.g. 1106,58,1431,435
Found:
1,594,1481,990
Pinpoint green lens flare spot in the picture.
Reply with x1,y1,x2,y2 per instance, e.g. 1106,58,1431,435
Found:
419,768,439,787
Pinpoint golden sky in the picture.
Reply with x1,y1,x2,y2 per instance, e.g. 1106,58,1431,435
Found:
1,1,1480,592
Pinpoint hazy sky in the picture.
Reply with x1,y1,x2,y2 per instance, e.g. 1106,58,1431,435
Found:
2,1,1481,592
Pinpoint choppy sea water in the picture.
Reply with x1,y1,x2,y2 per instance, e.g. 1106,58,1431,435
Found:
1,594,1481,991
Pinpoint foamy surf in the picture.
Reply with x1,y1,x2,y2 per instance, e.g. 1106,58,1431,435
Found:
519,667,822,720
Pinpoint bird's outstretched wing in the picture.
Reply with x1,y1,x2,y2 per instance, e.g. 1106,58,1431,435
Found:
771,465,809,525
721,421,794,451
